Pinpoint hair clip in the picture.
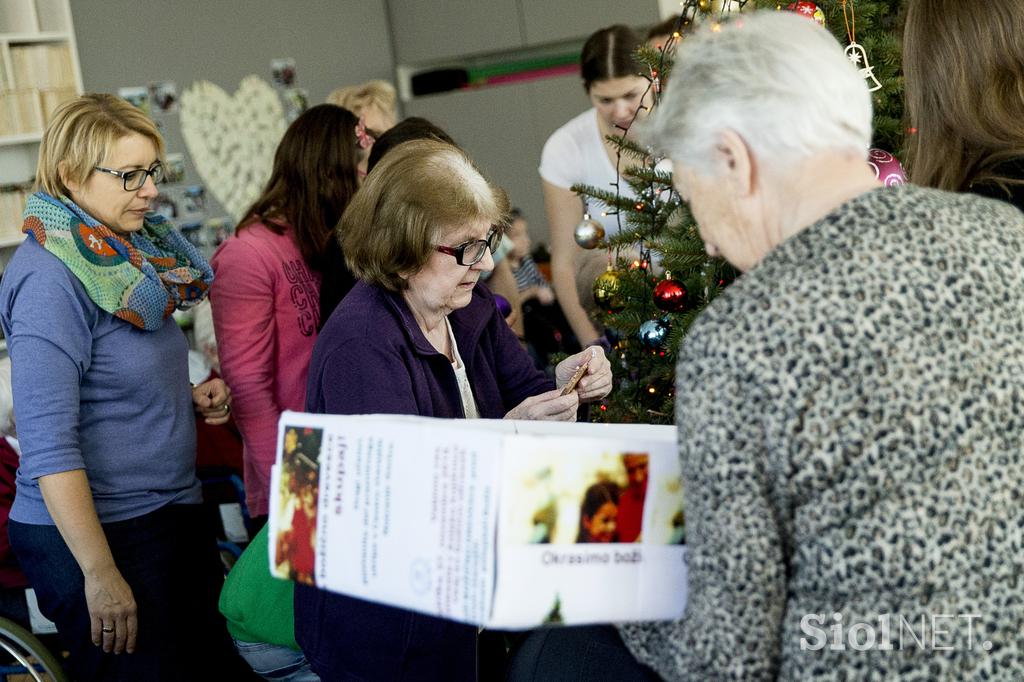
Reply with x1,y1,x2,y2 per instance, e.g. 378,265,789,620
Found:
355,116,375,150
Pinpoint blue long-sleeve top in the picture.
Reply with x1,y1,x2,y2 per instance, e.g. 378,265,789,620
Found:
0,237,201,525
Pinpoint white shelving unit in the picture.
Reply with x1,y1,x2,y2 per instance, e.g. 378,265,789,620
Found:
0,0,83,266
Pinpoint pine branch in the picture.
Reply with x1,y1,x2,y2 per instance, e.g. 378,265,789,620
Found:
606,136,652,160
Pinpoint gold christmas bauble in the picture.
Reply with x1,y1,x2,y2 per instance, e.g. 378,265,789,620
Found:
593,269,625,311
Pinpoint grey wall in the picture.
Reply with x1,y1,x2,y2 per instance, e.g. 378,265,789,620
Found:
394,0,660,245
69,0,658,247
406,75,590,246
69,0,395,220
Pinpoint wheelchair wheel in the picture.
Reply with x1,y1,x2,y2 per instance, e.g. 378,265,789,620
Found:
218,540,243,575
0,615,68,682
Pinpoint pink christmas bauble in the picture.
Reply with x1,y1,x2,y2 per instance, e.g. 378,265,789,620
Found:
868,148,907,187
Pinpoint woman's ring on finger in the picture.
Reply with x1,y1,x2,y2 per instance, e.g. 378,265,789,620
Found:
222,404,230,413
102,625,114,633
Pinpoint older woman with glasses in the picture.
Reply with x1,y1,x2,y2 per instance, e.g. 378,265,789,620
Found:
605,11,1024,680
294,138,612,680
0,94,254,680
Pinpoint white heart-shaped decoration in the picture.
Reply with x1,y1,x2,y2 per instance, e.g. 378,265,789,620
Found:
180,76,286,222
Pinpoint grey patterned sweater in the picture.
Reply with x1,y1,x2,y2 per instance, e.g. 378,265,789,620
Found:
620,186,1024,680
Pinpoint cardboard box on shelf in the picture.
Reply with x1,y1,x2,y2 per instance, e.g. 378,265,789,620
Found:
0,89,43,135
0,95,15,137
10,44,74,90
39,86,75,125
0,187,31,243
0,0,40,34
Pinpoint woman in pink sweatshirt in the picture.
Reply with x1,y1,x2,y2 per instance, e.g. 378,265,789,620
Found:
211,104,365,523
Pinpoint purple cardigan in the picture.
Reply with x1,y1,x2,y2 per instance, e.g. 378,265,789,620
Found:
306,280,553,418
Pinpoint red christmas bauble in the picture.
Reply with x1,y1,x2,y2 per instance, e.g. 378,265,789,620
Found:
653,278,688,312
786,1,826,27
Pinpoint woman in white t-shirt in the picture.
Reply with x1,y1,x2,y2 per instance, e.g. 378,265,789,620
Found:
540,25,652,347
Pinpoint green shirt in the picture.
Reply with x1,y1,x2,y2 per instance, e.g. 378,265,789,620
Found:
218,524,298,649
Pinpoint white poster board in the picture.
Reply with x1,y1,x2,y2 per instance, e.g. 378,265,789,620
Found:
268,413,687,629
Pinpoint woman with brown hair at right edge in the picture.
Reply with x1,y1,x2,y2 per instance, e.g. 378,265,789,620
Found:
903,0,1024,211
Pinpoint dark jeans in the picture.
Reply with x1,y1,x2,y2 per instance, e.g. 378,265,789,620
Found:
0,586,30,626
294,583,477,681
506,625,660,681
10,503,258,682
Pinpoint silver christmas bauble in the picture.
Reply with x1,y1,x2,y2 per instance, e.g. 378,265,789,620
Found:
573,214,605,249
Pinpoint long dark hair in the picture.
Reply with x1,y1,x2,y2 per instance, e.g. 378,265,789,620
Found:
580,25,643,92
903,0,1024,191
238,104,360,273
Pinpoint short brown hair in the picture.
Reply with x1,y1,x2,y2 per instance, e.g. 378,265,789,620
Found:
340,139,509,292
37,93,165,197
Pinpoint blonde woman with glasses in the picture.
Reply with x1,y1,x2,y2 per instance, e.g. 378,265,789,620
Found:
0,94,255,681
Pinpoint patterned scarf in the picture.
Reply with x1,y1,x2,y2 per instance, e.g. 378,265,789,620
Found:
22,192,213,331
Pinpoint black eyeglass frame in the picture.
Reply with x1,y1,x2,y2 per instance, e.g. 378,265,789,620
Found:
435,228,502,266
93,163,165,192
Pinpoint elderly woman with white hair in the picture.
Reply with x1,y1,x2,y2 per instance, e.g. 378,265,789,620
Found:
610,10,1024,681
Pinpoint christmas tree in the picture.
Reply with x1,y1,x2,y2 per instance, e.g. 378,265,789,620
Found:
574,0,906,424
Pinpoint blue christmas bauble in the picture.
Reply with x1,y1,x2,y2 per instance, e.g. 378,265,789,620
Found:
638,319,668,348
